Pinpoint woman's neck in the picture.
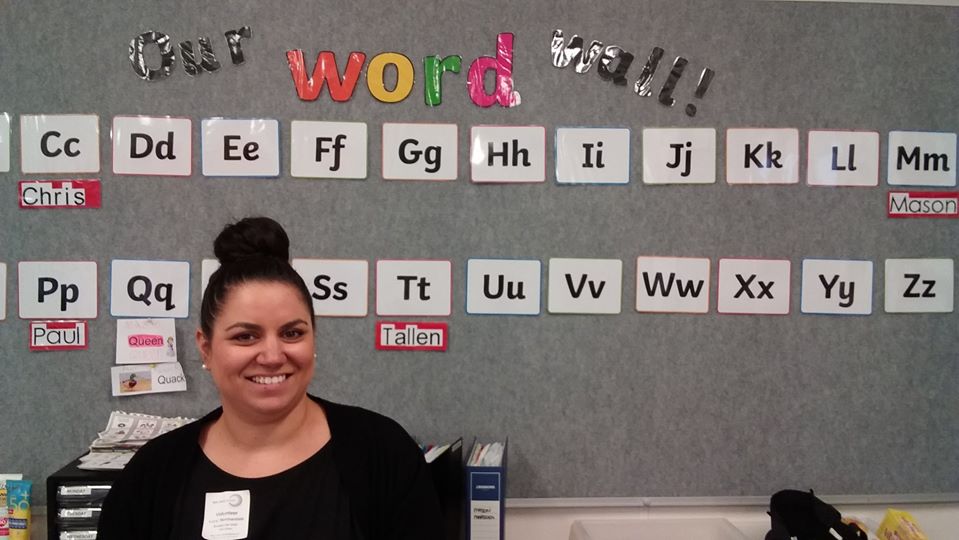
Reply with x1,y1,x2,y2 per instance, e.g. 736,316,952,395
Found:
200,395,332,478
216,395,321,451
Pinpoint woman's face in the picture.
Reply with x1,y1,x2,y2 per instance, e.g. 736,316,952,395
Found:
196,280,315,421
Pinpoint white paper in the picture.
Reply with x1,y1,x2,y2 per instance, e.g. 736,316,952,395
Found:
470,126,546,183
0,263,6,320
470,501,500,540
290,120,367,179
18,261,98,319
725,128,799,184
382,123,457,180
201,258,220,295
90,410,195,451
636,256,711,313
642,128,716,184
801,259,873,315
0,112,9,172
807,130,879,186
112,116,192,176
717,258,791,315
555,127,630,184
116,318,177,364
466,258,541,315
884,258,954,313
887,131,956,187
110,362,187,396
292,259,369,317
547,258,622,314
202,490,251,540
375,260,452,316
20,114,100,173
202,118,279,177
110,259,190,318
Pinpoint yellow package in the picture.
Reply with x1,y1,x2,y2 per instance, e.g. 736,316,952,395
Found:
877,508,928,540
5,480,30,540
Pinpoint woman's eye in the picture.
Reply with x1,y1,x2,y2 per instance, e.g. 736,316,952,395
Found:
231,333,256,342
283,328,305,339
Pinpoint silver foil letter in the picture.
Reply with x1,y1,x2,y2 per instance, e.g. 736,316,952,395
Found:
550,29,603,73
179,37,221,76
224,26,253,65
129,31,175,81
597,46,634,86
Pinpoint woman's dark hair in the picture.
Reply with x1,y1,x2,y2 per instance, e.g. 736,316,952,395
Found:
200,217,315,336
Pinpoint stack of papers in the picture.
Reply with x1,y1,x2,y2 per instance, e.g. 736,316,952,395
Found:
78,411,195,470
422,443,452,464
468,441,505,467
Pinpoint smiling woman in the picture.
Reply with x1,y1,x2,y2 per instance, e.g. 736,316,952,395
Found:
97,217,443,540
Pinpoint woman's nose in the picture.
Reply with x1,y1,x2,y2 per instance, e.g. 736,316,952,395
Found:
257,337,285,365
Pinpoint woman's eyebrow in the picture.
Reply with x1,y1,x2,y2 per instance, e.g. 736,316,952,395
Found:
223,322,262,332
279,319,310,329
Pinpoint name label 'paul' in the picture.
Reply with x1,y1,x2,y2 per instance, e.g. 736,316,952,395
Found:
29,320,88,352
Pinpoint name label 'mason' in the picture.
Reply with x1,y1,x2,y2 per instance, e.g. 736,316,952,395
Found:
375,321,448,351
887,191,958,218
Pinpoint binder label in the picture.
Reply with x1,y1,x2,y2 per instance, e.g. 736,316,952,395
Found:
376,321,448,351
469,472,501,539
470,472,501,500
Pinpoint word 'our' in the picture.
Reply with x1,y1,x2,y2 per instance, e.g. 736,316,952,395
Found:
129,27,253,80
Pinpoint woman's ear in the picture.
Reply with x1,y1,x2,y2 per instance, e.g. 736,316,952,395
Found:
196,328,211,364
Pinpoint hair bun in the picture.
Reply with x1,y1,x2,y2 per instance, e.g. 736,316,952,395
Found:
214,217,291,265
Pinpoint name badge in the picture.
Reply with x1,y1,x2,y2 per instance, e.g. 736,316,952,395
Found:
202,490,250,540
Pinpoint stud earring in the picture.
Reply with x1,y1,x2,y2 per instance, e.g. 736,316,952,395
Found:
202,364,209,370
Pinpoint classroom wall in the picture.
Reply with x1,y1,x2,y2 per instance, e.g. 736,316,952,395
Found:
1,0,957,506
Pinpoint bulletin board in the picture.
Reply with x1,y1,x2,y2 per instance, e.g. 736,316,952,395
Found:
1,0,957,506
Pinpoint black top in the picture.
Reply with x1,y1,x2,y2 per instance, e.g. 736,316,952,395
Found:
97,396,443,540
169,443,354,539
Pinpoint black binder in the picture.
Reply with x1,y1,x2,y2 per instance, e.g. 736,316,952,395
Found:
426,438,464,540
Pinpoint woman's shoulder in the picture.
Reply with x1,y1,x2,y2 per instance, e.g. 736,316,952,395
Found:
316,396,412,443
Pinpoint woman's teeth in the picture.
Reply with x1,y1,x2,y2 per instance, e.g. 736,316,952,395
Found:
250,375,287,385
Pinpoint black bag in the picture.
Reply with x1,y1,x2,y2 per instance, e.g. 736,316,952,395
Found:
765,489,868,540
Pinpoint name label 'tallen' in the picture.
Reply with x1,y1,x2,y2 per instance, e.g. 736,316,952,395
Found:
375,321,448,351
